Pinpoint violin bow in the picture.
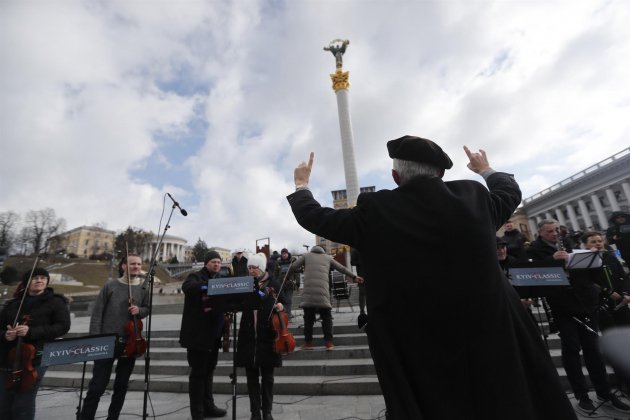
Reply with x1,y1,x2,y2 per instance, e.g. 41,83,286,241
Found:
11,254,42,328
125,242,131,298
267,259,293,322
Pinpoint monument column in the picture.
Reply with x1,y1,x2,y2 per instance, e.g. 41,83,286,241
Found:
325,39,360,207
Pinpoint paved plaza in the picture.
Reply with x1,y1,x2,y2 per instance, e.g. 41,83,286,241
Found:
31,293,630,419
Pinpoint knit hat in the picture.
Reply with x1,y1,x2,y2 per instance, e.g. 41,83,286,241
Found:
387,135,453,170
204,251,222,264
281,248,289,254
248,253,267,272
21,267,50,287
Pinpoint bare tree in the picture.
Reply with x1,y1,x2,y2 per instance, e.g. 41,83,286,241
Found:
23,208,66,255
0,211,19,253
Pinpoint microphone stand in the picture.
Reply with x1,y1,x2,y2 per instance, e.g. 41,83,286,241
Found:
141,202,178,420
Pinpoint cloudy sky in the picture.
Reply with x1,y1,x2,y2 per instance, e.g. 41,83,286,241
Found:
2,0,629,254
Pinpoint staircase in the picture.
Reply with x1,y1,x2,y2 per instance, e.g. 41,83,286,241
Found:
42,290,615,395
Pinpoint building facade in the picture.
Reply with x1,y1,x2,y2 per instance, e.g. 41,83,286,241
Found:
210,247,231,263
521,147,630,235
142,234,188,263
49,226,115,258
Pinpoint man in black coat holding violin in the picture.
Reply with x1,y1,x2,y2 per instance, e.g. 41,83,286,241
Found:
287,136,576,420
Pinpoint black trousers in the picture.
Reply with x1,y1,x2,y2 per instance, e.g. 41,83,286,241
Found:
303,307,333,342
245,366,274,415
80,356,136,420
186,347,220,420
555,313,611,400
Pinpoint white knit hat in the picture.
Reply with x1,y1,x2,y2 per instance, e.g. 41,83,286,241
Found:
248,253,267,272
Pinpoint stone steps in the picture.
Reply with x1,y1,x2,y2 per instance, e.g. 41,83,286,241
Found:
42,299,617,395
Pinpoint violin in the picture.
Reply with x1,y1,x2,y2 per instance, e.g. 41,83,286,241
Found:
271,309,295,355
264,284,295,355
6,315,38,392
122,245,147,358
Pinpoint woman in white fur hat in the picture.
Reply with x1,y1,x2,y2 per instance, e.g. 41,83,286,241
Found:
235,253,286,420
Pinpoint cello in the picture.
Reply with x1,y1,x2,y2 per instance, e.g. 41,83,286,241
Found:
122,246,147,358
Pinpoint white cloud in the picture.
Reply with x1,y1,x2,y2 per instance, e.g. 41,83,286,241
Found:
2,0,629,253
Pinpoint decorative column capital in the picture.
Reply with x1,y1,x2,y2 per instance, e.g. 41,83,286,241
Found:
330,69,350,92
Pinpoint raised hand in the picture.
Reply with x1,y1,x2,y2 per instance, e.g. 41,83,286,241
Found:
294,152,314,187
463,146,491,174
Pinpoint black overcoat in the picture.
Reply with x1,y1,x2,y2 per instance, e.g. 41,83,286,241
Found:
0,288,71,368
287,173,576,420
235,275,283,368
179,267,225,351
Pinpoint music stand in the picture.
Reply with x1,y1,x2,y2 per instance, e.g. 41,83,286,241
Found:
40,333,117,420
566,250,602,270
508,260,570,299
206,276,260,420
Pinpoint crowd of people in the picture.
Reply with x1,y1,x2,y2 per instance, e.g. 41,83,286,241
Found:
1,134,629,419
497,216,630,416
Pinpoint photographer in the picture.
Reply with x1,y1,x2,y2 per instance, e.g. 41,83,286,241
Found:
606,212,630,265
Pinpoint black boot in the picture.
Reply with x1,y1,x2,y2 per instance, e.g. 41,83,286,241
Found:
262,412,274,420
203,369,226,418
358,313,368,330
204,403,227,418
250,411,262,420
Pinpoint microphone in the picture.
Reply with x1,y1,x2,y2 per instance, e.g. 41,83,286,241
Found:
167,193,188,216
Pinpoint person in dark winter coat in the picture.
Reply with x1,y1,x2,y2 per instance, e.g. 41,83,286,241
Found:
606,211,630,265
287,136,576,420
581,231,630,394
350,248,368,329
273,248,300,317
236,253,285,420
232,250,249,277
527,221,630,415
80,254,150,420
0,267,71,420
179,251,227,419
500,219,528,259
580,231,630,329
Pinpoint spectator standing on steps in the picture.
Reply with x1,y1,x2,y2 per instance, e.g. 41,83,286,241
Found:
273,248,300,318
290,245,362,350
232,249,249,277
350,248,368,329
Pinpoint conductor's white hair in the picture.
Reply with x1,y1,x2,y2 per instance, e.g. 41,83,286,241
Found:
393,159,441,185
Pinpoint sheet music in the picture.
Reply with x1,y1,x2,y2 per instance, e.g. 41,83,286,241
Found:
566,250,602,269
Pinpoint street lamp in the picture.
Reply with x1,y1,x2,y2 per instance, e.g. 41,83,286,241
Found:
303,245,310,252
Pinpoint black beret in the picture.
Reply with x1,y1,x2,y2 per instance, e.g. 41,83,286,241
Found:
387,135,453,170
496,237,508,246
204,251,222,264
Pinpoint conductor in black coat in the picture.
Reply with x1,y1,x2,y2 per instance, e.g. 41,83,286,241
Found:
287,136,576,420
